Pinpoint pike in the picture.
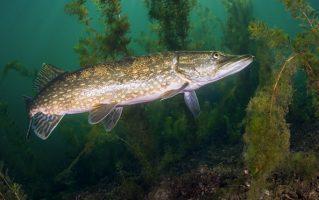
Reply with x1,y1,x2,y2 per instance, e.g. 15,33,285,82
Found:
24,51,253,140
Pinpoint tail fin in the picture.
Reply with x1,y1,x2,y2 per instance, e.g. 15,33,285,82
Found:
22,95,64,140
23,95,33,139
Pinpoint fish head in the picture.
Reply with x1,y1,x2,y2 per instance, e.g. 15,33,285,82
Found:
176,51,254,86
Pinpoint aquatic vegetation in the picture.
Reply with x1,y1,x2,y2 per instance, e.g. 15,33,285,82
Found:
282,0,319,29
138,2,220,53
263,152,319,199
244,0,319,198
283,152,318,180
244,59,295,198
65,0,89,25
145,0,196,50
0,163,27,200
65,0,130,66
148,165,221,199
0,61,36,82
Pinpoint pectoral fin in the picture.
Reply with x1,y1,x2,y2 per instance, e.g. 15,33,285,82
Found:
184,91,200,117
31,112,64,140
102,107,123,132
88,103,117,124
161,82,189,100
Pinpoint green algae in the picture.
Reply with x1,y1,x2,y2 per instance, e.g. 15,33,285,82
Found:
65,0,130,66
145,0,196,50
65,0,89,25
244,0,319,198
244,59,296,198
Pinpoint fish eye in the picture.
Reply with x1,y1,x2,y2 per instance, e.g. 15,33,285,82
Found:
212,52,220,60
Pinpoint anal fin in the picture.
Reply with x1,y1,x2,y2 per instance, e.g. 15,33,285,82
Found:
32,112,64,140
88,103,117,124
161,82,189,100
102,107,123,132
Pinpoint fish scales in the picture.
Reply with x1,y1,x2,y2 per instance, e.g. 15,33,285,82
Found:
31,52,184,116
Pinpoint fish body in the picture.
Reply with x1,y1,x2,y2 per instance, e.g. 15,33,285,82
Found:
30,52,183,116
25,51,254,139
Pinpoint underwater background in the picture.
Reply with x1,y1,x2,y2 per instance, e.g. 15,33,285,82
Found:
1,0,319,199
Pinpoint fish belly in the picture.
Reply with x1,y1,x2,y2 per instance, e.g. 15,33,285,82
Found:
119,81,185,106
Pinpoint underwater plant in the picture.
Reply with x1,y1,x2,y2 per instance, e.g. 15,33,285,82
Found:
244,57,296,198
0,162,27,200
64,0,89,25
244,0,319,198
136,1,218,53
0,61,36,82
145,0,196,50
65,0,130,66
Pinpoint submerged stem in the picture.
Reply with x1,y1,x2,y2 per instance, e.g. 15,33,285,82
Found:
270,54,298,114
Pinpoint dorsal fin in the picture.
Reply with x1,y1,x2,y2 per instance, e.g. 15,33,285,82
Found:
34,63,65,92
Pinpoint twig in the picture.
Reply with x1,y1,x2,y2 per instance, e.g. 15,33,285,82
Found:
303,12,313,28
269,54,298,114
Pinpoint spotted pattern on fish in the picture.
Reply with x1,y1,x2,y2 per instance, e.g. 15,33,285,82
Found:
30,52,184,116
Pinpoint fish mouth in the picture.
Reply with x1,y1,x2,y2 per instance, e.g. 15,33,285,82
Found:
225,54,254,73
213,54,254,81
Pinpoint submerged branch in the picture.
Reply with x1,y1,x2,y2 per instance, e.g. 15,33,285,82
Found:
270,54,298,114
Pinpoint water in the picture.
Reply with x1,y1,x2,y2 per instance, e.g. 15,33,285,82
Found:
0,0,318,199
